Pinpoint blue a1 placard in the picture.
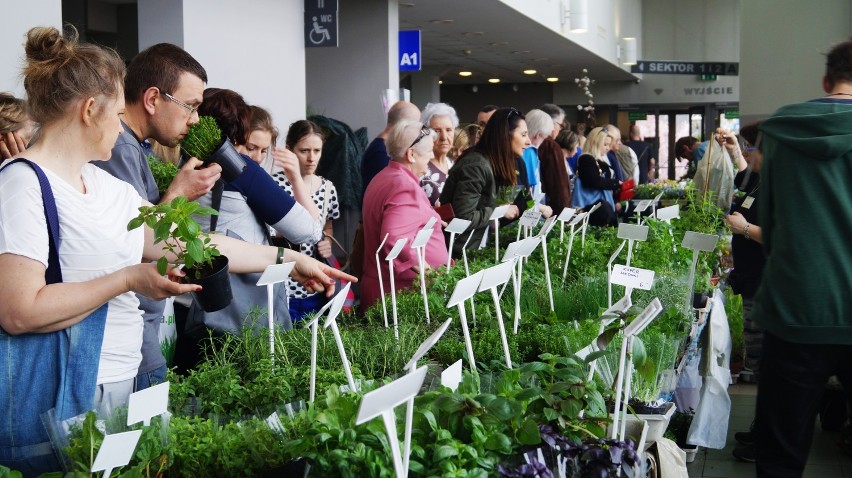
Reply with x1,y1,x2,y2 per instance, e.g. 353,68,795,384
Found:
399,30,421,71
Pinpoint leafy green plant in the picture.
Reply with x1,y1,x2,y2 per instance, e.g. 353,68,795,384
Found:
725,288,745,363
665,408,695,447
147,154,179,195
180,116,222,161
127,196,220,279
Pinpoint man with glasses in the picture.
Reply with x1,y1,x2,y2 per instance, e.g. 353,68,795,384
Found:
540,103,566,140
94,43,221,392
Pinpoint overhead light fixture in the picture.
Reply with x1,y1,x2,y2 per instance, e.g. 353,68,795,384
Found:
463,31,484,36
620,37,638,66
488,78,501,84
429,19,454,24
459,71,472,77
546,77,559,82
438,80,443,85
523,69,537,75
561,0,588,33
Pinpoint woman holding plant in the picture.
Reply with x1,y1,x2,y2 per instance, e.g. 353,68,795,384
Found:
439,107,526,256
273,120,341,321
360,120,448,312
0,28,353,474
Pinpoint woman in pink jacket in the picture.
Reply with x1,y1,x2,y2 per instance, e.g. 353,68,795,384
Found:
360,119,448,313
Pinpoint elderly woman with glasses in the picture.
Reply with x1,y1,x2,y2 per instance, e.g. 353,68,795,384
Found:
360,120,449,313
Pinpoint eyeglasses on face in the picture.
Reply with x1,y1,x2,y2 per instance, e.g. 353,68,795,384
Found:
409,124,432,149
162,91,200,117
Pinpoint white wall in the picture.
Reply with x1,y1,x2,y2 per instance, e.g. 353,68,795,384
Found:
740,0,851,123
305,0,399,137
555,0,741,107
499,0,642,70
138,0,307,140
0,0,62,96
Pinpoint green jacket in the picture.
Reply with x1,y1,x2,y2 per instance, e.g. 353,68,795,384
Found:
752,98,852,344
440,151,496,257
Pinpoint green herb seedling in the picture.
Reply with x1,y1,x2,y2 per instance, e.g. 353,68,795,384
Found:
127,196,220,279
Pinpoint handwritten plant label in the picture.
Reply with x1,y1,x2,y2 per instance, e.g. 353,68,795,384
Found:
610,264,655,290
519,209,542,228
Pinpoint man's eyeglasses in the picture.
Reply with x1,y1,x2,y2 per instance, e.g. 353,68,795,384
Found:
162,92,200,117
409,124,432,149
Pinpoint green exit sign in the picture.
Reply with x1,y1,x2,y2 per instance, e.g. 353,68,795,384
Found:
700,74,717,81
724,109,740,119
628,112,647,121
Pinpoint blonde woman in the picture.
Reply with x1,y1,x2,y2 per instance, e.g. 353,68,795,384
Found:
571,126,621,226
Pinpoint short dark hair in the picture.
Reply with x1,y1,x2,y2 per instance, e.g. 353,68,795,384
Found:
739,122,762,150
124,43,207,104
479,104,499,114
197,88,251,144
540,103,565,120
474,107,524,188
555,129,579,151
825,37,852,89
674,136,699,159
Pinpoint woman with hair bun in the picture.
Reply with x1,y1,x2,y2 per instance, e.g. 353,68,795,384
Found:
0,27,352,475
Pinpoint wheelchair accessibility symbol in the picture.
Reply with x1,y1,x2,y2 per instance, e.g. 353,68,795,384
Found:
309,16,331,45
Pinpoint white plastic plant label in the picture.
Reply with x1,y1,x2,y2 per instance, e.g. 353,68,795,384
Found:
445,217,471,234
256,261,296,286
127,382,169,426
617,223,649,242
519,209,542,228
610,264,655,291
91,430,142,477
656,204,680,222
682,231,718,252
441,359,464,392
386,237,408,261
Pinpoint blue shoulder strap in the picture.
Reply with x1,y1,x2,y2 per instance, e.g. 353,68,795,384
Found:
0,158,63,284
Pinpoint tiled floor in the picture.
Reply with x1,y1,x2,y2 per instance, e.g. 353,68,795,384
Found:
686,382,852,477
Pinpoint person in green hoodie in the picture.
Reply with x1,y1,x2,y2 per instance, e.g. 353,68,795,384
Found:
751,37,852,477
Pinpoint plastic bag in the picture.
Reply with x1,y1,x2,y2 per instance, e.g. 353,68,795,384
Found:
693,141,734,210
686,291,732,448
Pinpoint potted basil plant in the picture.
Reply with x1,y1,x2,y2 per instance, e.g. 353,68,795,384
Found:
127,196,233,312
181,115,247,182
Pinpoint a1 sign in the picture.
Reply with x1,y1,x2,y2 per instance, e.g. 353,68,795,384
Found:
399,30,421,71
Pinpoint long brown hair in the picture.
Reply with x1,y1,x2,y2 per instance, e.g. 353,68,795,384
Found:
538,138,572,213
474,107,524,187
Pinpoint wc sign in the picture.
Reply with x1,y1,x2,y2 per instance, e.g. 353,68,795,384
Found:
399,30,421,71
305,0,338,48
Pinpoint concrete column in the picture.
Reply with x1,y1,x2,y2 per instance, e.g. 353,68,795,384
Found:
407,66,442,109
137,0,307,137
305,0,399,138
0,0,62,95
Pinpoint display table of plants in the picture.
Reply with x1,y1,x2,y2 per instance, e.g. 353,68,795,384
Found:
8,186,738,478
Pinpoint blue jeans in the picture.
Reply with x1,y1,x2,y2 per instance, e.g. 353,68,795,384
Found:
288,293,329,323
134,364,168,392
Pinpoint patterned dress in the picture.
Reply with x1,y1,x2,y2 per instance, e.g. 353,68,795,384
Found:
420,159,453,206
272,174,341,298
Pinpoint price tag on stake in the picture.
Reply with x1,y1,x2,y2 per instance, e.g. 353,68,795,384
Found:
423,216,437,230
478,260,515,291
519,209,542,228
256,261,296,286
568,212,586,226
404,318,453,370
411,227,432,249
127,381,169,426
557,207,576,222
490,205,510,220
611,264,655,290
91,430,142,477
617,223,649,241
441,359,463,392
386,238,408,261
447,270,484,307
656,204,680,222
682,231,719,252
445,218,471,234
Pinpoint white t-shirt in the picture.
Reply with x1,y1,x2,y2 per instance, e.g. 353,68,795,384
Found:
0,161,145,384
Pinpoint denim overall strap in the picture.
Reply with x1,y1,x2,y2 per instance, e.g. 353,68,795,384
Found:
0,159,109,475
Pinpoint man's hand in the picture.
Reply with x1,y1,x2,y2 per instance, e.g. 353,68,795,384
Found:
162,157,222,202
0,131,27,160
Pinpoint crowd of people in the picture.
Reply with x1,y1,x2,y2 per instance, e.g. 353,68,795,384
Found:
1,23,851,478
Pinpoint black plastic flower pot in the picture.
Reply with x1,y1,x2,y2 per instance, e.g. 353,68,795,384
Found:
207,139,247,183
187,255,233,312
